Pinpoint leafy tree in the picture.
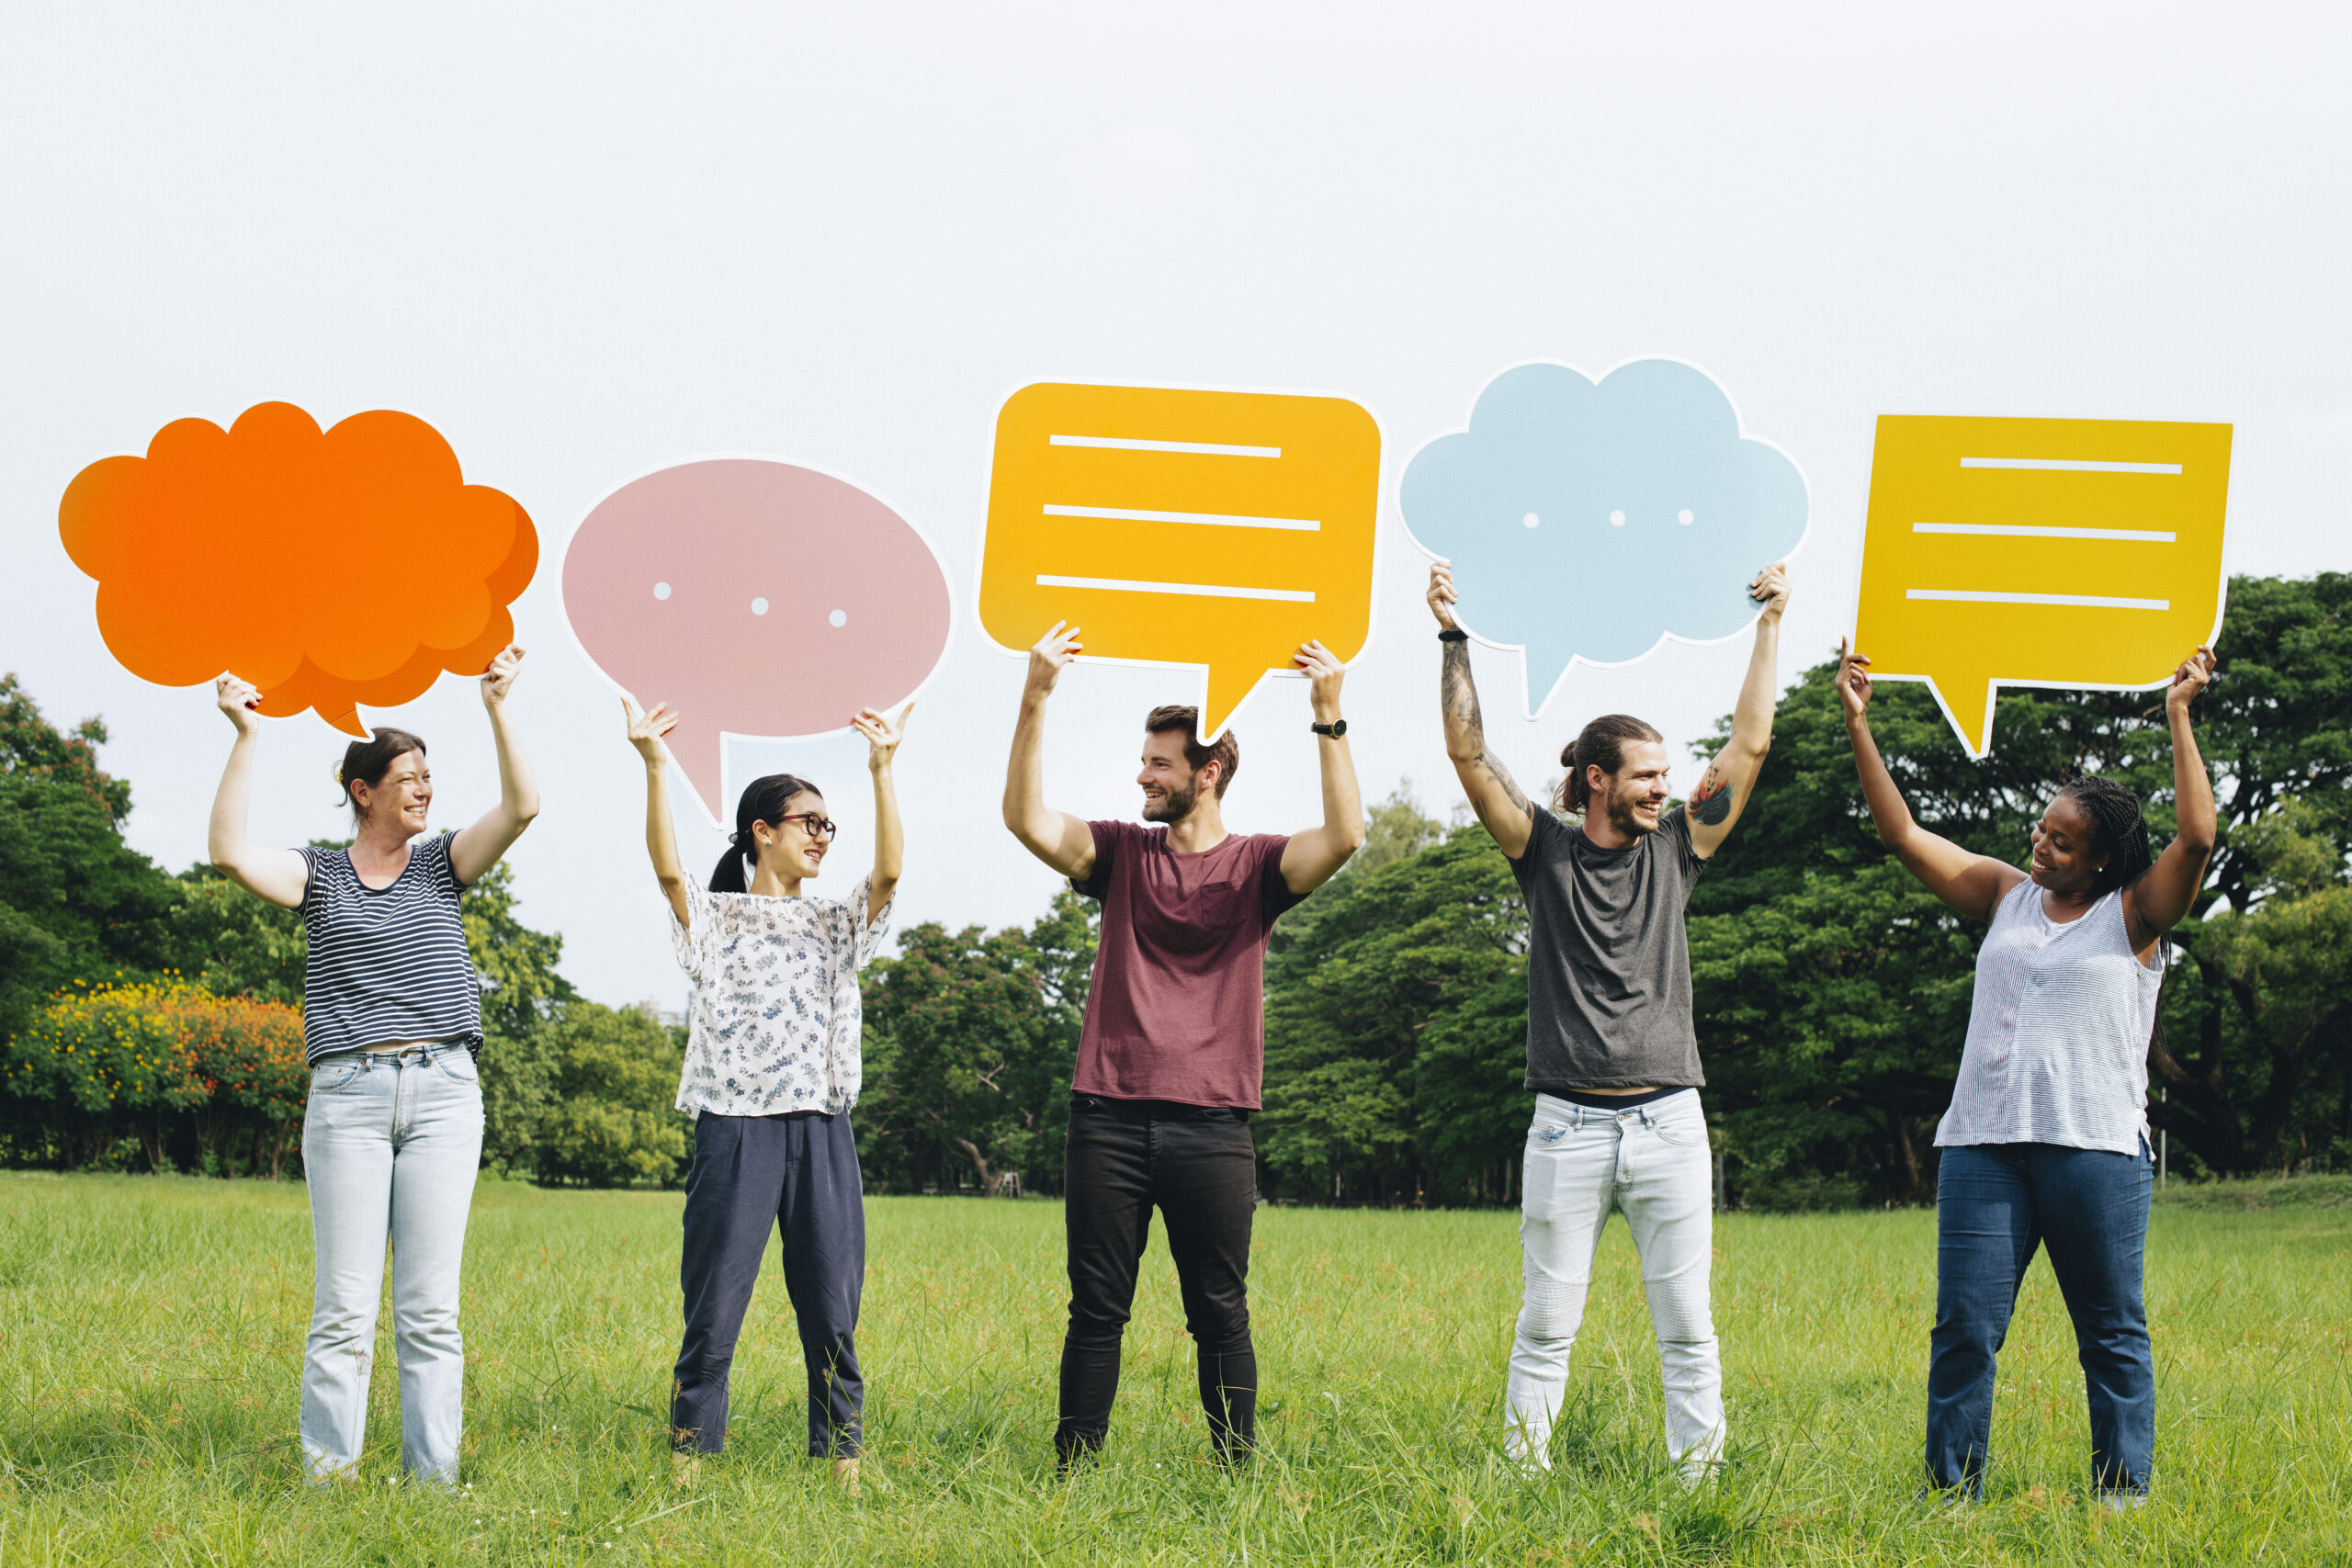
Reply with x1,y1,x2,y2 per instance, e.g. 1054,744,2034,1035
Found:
1261,827,1530,1203
0,678,181,1049
1351,781,1447,874
532,1001,692,1187
169,864,307,1004
1693,572,2352,1190
856,892,1094,1195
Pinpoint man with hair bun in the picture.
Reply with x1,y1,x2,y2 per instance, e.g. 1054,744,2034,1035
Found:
1427,558,1792,1484
1002,620,1365,1470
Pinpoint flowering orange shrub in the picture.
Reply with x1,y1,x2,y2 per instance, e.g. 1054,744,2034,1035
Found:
4,978,307,1174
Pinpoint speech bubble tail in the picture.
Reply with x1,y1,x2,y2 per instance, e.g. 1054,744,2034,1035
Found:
1199,664,1279,745
1521,641,1577,722
1928,675,2000,761
319,702,368,739
662,719,729,828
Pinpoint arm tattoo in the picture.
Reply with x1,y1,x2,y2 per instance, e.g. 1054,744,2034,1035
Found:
1690,763,1734,826
1442,639,1533,823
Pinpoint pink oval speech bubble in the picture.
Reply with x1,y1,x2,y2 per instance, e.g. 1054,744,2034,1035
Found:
561,457,953,822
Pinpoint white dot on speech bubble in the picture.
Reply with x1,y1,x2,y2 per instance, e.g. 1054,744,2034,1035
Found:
1609,509,1626,527
751,597,769,615
653,581,671,600
1522,512,1539,529
1679,509,1695,525
829,609,847,627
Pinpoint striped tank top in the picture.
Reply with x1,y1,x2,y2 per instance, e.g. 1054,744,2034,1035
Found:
297,832,483,1066
1937,878,2164,1156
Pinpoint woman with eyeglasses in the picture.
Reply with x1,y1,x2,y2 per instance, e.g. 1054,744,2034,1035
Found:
625,696,910,1494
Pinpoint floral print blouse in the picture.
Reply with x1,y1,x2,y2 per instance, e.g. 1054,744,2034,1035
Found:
669,874,894,1117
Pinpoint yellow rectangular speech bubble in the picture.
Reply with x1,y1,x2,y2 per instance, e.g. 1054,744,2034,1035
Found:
978,382,1381,738
1853,414,2233,757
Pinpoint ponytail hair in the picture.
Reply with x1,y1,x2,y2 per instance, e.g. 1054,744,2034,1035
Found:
2056,773,2157,895
709,773,821,892
1555,714,1665,817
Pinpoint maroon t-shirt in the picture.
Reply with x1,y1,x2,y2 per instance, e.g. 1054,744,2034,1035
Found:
1069,818,1306,1109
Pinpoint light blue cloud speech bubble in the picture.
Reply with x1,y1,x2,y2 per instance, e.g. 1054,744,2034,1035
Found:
1400,359,1809,717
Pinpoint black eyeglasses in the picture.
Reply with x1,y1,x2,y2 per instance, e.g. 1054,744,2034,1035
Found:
778,812,837,840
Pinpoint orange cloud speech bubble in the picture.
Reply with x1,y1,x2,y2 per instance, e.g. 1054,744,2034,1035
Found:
58,402,537,735
978,382,1381,738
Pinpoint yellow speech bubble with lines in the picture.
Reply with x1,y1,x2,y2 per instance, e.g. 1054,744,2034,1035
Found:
1853,415,2233,758
978,382,1382,739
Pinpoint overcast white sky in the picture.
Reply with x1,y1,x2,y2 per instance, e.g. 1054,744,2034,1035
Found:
5,2,2348,1011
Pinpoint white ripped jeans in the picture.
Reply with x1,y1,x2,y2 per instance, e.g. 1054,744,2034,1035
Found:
300,1043,484,1484
1504,1089,1724,1474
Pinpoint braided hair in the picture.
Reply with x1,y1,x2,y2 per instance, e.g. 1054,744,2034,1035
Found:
2055,774,2156,895
710,773,821,892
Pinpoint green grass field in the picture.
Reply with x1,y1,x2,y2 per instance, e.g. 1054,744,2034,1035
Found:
1,1172,2346,1565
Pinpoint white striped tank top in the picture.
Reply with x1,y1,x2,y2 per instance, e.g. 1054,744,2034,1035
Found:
1936,877,2163,1156
297,833,483,1065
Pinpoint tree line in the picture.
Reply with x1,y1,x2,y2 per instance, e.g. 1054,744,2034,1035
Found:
854,572,2352,1207
4,571,2346,1204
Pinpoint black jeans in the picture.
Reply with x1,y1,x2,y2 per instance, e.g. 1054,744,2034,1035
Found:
670,1111,865,1458
1057,1094,1259,1464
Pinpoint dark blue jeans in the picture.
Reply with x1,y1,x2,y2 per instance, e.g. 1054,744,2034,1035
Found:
1928,1140,2154,1495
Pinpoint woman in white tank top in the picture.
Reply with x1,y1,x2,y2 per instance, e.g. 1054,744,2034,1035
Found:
1836,640,2217,1506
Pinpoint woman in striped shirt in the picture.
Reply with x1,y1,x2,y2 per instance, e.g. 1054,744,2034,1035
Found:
207,646,540,1487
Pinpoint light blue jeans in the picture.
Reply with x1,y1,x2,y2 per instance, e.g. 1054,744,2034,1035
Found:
1504,1089,1724,1476
300,1043,484,1484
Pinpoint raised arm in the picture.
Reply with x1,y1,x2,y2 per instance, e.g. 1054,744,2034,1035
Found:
1001,622,1098,880
206,676,308,909
1429,562,1534,860
1685,562,1791,859
2122,646,2219,952
449,646,542,886
1838,641,2023,922
851,703,910,926
1278,640,1365,895
625,697,694,927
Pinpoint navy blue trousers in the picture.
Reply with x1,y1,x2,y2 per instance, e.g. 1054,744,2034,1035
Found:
1928,1140,2154,1495
670,1111,865,1458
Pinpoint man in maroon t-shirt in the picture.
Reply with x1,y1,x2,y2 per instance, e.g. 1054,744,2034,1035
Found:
1003,620,1364,1467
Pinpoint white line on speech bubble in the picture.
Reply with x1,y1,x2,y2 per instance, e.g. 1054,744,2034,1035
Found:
1958,457,2184,474
1912,522,2178,542
1047,434,1282,457
1043,503,1320,531
1035,573,1316,603
1905,589,2171,611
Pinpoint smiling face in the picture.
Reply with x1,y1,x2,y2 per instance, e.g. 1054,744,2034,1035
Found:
1138,730,1217,824
1589,739,1674,838
349,749,431,840
753,790,831,881
2028,793,2108,895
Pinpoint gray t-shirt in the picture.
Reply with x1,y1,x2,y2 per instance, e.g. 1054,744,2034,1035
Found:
1507,805,1707,1092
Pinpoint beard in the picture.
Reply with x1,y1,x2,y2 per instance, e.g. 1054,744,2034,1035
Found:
1142,777,1201,823
1604,789,1659,837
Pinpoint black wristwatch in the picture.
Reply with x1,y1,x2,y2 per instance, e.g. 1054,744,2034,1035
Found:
1311,719,1348,738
